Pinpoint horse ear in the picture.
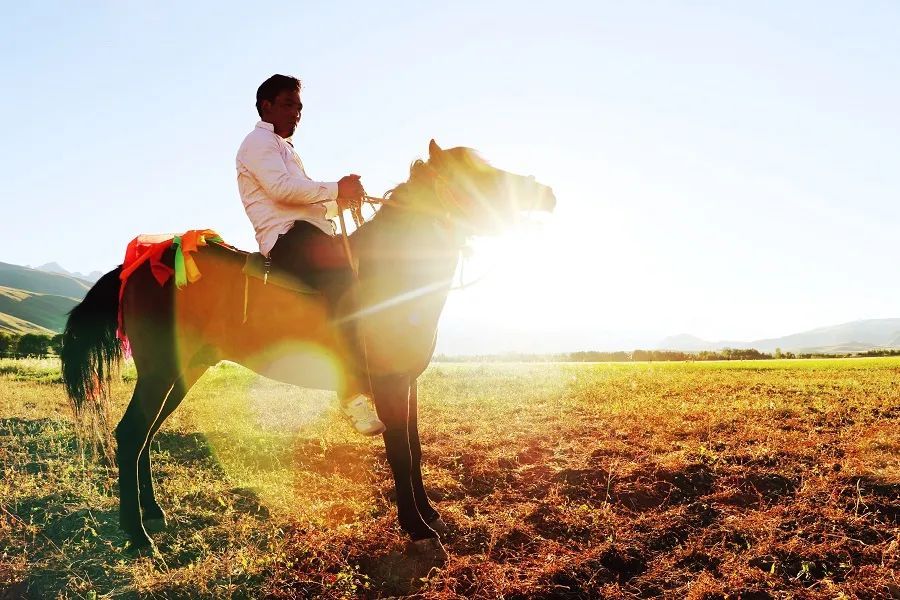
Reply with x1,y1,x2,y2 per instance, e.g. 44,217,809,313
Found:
428,139,443,160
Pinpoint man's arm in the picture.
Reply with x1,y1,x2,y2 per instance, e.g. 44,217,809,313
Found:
239,134,338,206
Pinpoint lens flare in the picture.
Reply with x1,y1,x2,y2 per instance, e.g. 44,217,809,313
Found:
186,360,379,525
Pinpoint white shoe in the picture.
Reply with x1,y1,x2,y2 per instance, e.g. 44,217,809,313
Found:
341,395,386,436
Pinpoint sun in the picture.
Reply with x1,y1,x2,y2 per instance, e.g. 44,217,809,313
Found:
447,221,562,325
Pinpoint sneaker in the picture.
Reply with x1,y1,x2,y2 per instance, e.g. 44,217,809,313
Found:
341,394,386,436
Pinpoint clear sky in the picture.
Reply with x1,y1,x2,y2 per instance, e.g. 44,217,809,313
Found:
2,1,898,352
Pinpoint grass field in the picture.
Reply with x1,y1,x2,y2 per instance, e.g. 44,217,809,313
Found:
0,357,898,599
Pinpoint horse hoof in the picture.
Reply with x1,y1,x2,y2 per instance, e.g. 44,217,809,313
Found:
428,516,448,535
125,536,160,559
406,537,449,564
143,516,168,533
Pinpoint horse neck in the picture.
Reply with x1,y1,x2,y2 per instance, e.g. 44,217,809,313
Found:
353,183,464,298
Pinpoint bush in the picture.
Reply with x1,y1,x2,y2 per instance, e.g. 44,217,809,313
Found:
16,334,51,358
0,333,14,358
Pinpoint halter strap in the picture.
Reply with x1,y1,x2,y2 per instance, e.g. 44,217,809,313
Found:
356,161,471,226
336,161,475,288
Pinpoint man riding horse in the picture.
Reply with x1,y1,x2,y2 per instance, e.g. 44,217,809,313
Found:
61,74,555,558
236,74,384,436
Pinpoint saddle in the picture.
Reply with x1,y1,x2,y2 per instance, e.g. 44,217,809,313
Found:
241,252,320,295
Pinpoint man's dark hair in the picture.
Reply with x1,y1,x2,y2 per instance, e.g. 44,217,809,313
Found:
256,74,301,117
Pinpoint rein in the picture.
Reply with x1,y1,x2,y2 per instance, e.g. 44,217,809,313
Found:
335,168,480,292
335,195,384,279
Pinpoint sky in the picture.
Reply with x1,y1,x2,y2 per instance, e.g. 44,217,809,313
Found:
2,1,899,352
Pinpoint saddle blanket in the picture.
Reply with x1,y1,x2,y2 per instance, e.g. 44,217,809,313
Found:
117,229,224,341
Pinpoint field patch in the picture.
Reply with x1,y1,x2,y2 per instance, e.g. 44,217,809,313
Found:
0,358,898,598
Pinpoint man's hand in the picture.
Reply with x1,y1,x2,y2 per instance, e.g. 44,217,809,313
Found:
337,174,365,209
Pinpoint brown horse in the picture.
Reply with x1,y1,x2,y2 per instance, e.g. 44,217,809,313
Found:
60,140,555,557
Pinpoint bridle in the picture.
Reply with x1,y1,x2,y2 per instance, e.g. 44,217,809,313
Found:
336,161,476,287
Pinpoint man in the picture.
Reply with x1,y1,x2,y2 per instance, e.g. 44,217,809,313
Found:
236,74,385,436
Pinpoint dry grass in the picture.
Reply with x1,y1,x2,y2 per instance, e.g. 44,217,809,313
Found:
0,358,898,598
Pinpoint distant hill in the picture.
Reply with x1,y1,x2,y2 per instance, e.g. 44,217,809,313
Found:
35,262,103,283
0,262,91,334
0,262,91,299
655,334,730,352
794,342,876,354
752,319,900,352
658,318,900,354
0,311,55,335
0,286,80,333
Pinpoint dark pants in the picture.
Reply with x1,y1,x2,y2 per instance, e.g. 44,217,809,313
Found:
270,222,366,396
270,221,353,309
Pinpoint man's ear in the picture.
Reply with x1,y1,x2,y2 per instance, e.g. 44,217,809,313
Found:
428,139,443,161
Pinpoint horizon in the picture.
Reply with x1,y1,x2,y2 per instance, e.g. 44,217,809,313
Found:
7,257,900,355
2,2,898,350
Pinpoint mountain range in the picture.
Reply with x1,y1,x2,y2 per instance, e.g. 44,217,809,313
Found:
33,262,103,283
656,319,900,353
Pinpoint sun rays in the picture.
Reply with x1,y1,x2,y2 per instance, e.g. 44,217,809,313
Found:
181,363,381,526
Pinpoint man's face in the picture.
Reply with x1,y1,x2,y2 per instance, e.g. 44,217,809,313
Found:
262,89,302,138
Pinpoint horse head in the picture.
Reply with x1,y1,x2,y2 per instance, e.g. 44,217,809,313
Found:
399,140,556,236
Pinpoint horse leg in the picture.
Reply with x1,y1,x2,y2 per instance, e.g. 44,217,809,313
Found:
373,375,436,541
116,372,176,551
407,378,441,528
374,375,447,561
139,366,207,531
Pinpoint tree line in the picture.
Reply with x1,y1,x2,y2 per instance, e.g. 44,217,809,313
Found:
435,347,900,362
0,333,64,358
5,332,900,362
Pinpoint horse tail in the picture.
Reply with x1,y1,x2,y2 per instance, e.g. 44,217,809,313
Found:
60,266,123,460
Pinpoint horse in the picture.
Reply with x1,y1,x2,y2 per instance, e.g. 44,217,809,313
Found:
60,140,555,559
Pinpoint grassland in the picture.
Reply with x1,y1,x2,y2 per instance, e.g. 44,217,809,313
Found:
0,357,898,599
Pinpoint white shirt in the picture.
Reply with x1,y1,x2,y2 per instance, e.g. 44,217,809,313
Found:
236,121,339,256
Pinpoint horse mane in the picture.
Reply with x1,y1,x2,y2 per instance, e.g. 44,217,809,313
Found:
351,146,487,251
380,147,487,205
381,159,431,204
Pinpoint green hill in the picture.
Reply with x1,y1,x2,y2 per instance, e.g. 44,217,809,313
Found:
0,286,80,333
0,261,91,299
0,311,55,335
